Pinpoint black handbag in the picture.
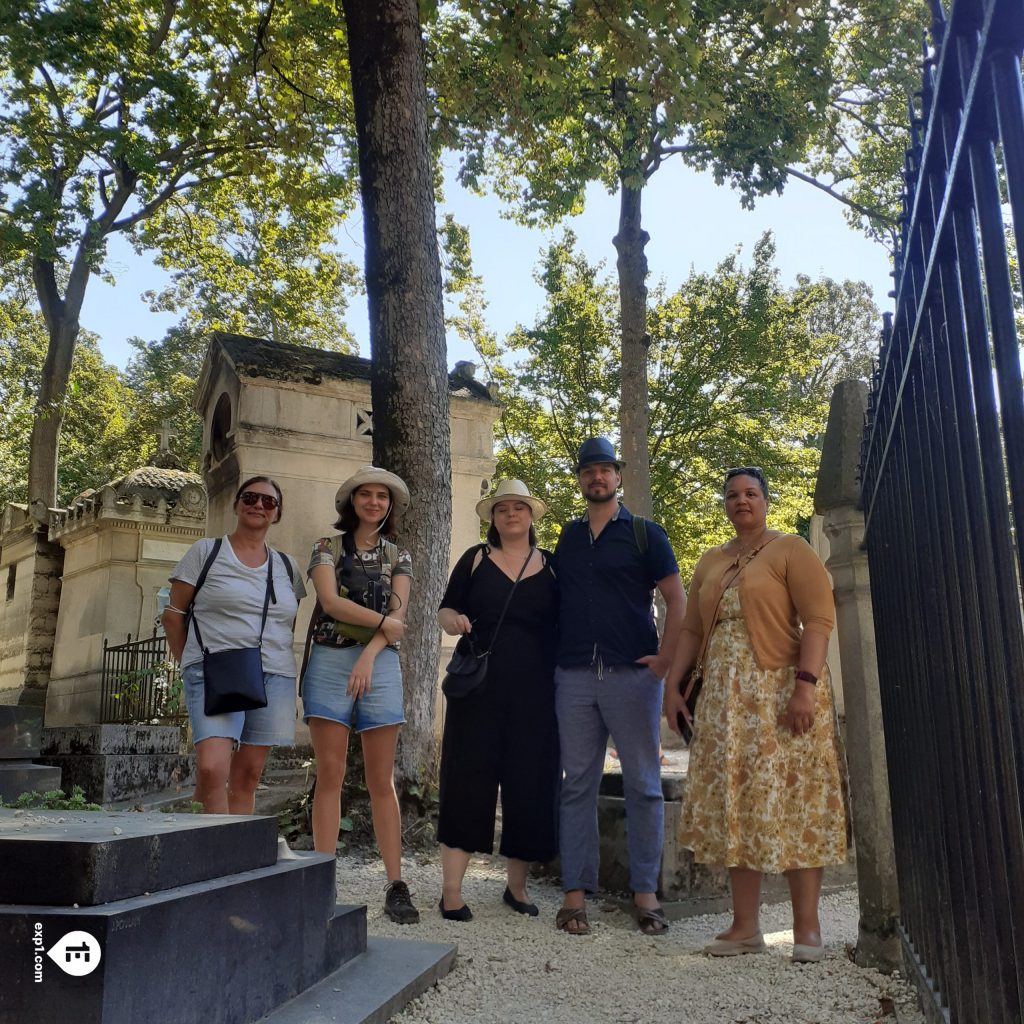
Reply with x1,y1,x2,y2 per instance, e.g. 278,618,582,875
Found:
441,547,533,699
187,539,276,716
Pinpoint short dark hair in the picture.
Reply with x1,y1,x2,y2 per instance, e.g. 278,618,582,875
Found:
334,484,402,540
724,466,769,499
234,475,283,523
486,521,538,548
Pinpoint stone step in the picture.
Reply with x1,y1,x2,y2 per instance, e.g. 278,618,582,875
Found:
0,810,279,906
0,852,364,1024
262,936,457,1024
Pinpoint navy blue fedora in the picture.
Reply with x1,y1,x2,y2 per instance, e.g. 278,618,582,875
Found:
576,437,624,471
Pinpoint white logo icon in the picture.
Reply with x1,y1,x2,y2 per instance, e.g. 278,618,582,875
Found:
46,931,102,977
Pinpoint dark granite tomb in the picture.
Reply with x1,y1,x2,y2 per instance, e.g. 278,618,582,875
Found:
0,811,454,1024
0,706,62,803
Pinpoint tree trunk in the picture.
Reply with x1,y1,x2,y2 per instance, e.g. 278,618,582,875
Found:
613,181,653,517
28,259,83,513
342,0,451,786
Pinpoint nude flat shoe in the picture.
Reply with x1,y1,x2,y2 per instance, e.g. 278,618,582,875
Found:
792,942,825,963
703,931,767,956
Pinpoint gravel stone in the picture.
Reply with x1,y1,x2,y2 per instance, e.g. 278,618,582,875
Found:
333,850,924,1024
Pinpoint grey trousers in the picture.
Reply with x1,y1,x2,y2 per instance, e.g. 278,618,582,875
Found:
555,663,664,894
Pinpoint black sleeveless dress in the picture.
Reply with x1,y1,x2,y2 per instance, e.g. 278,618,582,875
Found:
437,546,559,861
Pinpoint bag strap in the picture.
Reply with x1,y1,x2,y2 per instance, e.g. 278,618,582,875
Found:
478,547,534,658
189,541,274,654
185,538,223,650
632,515,648,556
692,534,780,672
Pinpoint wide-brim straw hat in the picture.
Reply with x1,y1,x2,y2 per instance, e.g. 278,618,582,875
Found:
475,479,547,522
335,466,411,513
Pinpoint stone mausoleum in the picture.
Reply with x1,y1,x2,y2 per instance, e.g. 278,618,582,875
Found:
0,333,500,746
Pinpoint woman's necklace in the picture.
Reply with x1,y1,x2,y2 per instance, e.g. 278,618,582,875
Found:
495,545,531,573
729,528,769,568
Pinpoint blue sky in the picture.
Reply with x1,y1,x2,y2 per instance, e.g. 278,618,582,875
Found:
81,157,894,371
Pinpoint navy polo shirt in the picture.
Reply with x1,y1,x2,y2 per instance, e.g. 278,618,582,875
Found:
554,503,679,669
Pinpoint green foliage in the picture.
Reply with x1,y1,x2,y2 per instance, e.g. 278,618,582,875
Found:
479,233,879,574
5,785,101,811
0,266,145,507
433,1,921,229
110,660,184,724
0,0,360,501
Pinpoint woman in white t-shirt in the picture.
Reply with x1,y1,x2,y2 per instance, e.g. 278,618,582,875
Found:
162,476,305,814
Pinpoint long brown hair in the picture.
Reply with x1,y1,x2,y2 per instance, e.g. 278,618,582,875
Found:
334,484,401,540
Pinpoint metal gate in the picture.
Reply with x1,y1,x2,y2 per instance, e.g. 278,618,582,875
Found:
860,1,1024,1020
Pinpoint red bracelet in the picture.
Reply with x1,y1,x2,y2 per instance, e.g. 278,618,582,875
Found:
795,670,818,685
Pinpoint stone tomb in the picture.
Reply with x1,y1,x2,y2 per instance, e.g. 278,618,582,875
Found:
597,751,729,904
0,706,61,804
38,724,193,805
0,811,455,1024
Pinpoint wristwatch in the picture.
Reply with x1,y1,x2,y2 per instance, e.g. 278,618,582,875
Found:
795,669,818,685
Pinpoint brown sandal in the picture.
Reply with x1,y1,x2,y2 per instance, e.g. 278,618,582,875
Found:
555,906,591,935
637,906,669,935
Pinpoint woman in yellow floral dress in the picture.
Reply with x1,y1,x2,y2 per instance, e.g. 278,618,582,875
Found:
664,467,847,964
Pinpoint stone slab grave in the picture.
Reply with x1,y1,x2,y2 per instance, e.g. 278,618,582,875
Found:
0,706,61,803
39,724,194,804
0,810,455,1024
598,747,729,903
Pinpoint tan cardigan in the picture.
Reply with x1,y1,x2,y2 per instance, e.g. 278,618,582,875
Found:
682,533,834,670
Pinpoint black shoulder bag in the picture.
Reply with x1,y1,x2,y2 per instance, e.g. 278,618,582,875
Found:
188,539,276,716
442,547,533,699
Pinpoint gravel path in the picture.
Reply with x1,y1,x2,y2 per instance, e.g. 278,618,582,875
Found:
334,850,924,1024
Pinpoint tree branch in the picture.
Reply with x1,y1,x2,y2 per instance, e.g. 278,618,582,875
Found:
784,166,898,227
37,65,68,131
148,0,179,54
109,169,245,232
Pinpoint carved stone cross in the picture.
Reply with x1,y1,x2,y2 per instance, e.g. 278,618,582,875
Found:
157,419,177,452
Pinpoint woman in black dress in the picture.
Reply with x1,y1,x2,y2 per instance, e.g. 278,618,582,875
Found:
436,479,559,921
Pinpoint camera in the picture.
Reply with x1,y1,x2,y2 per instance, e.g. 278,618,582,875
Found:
359,579,388,615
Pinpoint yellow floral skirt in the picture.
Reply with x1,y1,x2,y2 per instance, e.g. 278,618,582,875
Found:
679,589,848,873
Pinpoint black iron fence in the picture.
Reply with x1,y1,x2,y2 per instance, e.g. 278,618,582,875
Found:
860,1,1024,1021
100,630,185,724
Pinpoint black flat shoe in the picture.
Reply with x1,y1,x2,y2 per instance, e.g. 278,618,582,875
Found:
503,886,539,917
438,896,472,922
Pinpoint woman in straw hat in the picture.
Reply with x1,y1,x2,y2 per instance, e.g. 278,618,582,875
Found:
301,465,420,924
436,479,560,921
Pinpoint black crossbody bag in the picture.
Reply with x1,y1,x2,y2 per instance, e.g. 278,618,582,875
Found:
187,538,276,716
442,547,534,699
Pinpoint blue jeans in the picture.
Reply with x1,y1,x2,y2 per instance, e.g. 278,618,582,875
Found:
555,663,664,894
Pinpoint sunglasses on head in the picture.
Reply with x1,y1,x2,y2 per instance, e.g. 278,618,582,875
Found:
240,491,280,510
725,466,765,482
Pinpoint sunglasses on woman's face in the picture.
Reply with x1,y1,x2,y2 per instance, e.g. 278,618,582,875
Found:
240,491,280,510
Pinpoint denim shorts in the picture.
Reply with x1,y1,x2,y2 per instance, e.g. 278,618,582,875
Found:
301,643,405,733
182,663,298,746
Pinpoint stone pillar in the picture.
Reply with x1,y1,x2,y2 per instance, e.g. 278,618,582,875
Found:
814,379,901,972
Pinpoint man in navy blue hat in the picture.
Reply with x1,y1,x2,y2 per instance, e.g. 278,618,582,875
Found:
552,437,686,936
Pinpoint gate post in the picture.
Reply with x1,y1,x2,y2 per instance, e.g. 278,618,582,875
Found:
815,379,900,972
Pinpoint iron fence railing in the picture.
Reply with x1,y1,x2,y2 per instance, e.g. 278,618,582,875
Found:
100,630,185,725
860,1,1024,1021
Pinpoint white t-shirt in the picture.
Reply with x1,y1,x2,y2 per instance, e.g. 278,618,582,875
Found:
170,536,306,677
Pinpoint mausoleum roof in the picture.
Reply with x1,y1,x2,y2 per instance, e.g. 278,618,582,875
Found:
111,466,202,503
211,332,499,403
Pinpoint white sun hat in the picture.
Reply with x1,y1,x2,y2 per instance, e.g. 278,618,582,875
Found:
475,479,547,522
